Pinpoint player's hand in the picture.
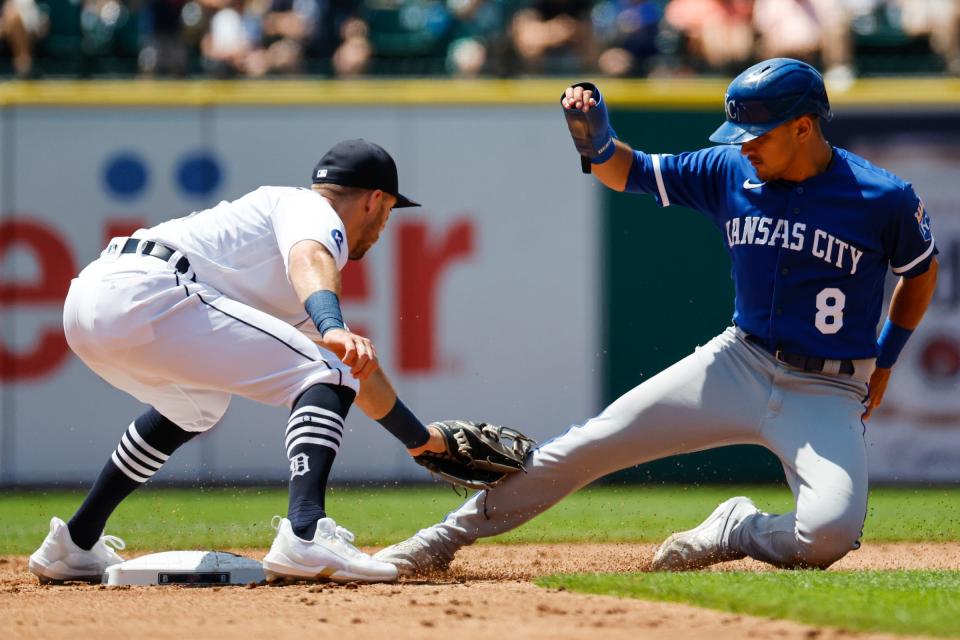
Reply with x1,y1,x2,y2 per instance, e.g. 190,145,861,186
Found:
320,328,379,380
406,424,447,457
562,85,597,113
862,366,892,421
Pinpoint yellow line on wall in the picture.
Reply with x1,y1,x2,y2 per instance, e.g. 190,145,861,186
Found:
0,77,958,108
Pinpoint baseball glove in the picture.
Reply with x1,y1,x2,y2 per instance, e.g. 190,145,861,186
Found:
414,420,536,491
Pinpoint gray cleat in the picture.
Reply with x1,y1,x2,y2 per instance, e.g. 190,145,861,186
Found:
373,535,454,577
651,496,759,571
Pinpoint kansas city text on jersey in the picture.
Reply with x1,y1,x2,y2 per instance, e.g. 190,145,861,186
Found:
723,216,865,275
625,144,936,359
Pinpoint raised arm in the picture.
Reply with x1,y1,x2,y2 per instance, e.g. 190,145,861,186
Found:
593,141,635,192
561,83,635,192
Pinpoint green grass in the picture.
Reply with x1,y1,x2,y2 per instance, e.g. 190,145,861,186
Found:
1,485,959,554
536,571,960,637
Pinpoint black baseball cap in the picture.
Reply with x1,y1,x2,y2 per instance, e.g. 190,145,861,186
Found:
311,139,420,208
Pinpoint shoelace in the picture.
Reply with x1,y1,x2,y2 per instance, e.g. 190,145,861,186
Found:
334,526,355,544
270,515,367,558
323,523,365,558
100,535,126,554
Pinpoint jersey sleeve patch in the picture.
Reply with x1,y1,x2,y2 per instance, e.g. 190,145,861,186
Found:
915,199,932,242
889,190,936,276
330,228,345,254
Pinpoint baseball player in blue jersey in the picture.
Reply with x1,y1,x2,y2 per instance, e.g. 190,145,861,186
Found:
375,58,939,573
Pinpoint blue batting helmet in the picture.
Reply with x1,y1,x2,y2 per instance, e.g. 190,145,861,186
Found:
709,58,833,144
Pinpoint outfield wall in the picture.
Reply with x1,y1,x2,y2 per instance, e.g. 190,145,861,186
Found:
0,95,600,485
1,79,958,486
830,115,960,482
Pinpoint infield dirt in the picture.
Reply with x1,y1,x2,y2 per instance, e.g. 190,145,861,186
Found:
2,542,957,640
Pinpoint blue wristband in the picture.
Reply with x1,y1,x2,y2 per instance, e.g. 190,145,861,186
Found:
304,290,345,337
876,319,913,369
376,398,430,449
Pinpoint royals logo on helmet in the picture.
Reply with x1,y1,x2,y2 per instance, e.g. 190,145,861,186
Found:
725,99,739,122
915,200,932,242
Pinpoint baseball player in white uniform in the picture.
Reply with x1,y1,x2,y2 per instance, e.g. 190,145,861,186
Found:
29,139,446,584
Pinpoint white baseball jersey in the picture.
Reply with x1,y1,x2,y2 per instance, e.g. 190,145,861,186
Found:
140,186,349,336
63,186,356,432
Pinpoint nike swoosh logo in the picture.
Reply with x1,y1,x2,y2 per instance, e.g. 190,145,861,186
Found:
743,179,765,190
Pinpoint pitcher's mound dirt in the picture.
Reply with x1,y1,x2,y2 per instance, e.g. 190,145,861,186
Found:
2,542,956,640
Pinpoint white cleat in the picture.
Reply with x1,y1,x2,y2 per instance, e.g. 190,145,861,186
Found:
373,535,453,577
651,496,759,571
28,516,126,584
262,516,398,584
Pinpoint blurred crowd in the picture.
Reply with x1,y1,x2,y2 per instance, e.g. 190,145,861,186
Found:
1,0,958,78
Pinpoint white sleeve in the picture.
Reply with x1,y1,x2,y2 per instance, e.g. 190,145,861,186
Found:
271,189,349,271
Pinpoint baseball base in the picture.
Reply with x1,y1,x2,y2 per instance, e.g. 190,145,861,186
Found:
105,550,265,586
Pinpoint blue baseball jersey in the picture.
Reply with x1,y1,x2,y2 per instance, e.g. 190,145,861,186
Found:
626,145,936,359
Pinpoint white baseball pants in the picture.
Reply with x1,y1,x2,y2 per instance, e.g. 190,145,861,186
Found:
63,248,355,432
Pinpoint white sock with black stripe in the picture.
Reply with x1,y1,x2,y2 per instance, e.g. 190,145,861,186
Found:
67,408,197,550
286,384,356,540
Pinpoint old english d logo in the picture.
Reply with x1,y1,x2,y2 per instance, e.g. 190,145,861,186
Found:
290,453,310,479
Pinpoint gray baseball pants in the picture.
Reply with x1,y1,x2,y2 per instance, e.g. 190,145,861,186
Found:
416,327,875,568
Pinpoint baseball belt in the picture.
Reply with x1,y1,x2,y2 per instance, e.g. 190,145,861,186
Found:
118,238,196,282
744,333,855,376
